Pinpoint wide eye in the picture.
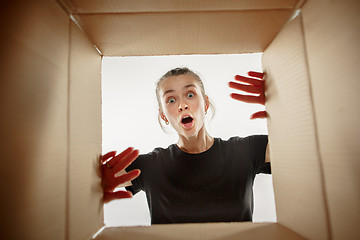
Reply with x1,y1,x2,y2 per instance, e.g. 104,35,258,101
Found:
187,92,194,98
167,97,175,104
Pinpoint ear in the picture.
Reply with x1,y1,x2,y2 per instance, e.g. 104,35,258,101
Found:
205,96,210,112
159,108,166,120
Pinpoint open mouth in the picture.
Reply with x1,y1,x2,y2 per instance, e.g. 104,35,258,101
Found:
181,116,194,128
181,116,193,124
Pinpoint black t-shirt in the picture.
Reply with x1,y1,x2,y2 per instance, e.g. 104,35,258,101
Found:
126,135,271,224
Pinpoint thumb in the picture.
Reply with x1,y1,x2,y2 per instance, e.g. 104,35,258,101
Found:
250,111,267,119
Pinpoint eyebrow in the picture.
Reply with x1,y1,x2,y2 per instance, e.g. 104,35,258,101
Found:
163,84,196,97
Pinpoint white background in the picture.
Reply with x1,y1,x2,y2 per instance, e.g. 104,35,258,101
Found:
102,54,276,226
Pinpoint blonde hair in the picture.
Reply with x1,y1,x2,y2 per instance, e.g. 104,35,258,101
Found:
155,67,215,130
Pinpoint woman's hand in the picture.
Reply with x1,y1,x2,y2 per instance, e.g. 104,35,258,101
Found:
228,71,267,119
101,147,141,203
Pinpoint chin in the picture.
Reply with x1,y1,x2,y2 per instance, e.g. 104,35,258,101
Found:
177,121,204,138
181,127,199,138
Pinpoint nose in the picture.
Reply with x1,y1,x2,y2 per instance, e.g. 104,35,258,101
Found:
178,101,189,112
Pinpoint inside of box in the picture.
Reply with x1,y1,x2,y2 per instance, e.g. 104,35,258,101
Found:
1,0,359,240
62,0,300,56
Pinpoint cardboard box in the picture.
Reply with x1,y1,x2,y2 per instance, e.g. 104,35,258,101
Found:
0,0,359,239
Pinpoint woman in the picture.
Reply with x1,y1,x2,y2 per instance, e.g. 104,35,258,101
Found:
101,67,270,224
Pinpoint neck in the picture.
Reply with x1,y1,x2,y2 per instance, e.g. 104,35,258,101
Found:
177,126,214,154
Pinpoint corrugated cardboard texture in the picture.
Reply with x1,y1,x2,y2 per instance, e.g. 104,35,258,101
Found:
68,21,103,240
262,16,328,240
302,0,360,239
0,0,69,239
60,0,299,13
2,0,358,239
72,10,294,56
96,222,305,240
57,0,303,56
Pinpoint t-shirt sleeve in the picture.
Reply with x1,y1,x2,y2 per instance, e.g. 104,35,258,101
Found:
248,135,271,174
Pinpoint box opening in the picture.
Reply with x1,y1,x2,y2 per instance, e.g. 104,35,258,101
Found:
101,53,276,226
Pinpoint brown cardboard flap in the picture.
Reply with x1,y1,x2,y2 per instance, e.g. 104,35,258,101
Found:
302,0,360,239
60,0,299,14
73,10,293,56
95,222,305,240
68,21,103,240
0,0,69,239
262,16,329,240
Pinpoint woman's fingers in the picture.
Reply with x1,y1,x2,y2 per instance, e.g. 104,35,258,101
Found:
234,75,263,87
101,151,117,163
114,169,141,187
228,81,262,94
230,71,266,108
250,111,267,119
112,149,139,173
230,93,264,105
103,169,141,192
103,190,133,203
104,147,134,169
248,71,264,79
101,148,141,203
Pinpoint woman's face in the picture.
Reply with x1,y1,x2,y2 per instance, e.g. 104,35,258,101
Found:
158,74,209,138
